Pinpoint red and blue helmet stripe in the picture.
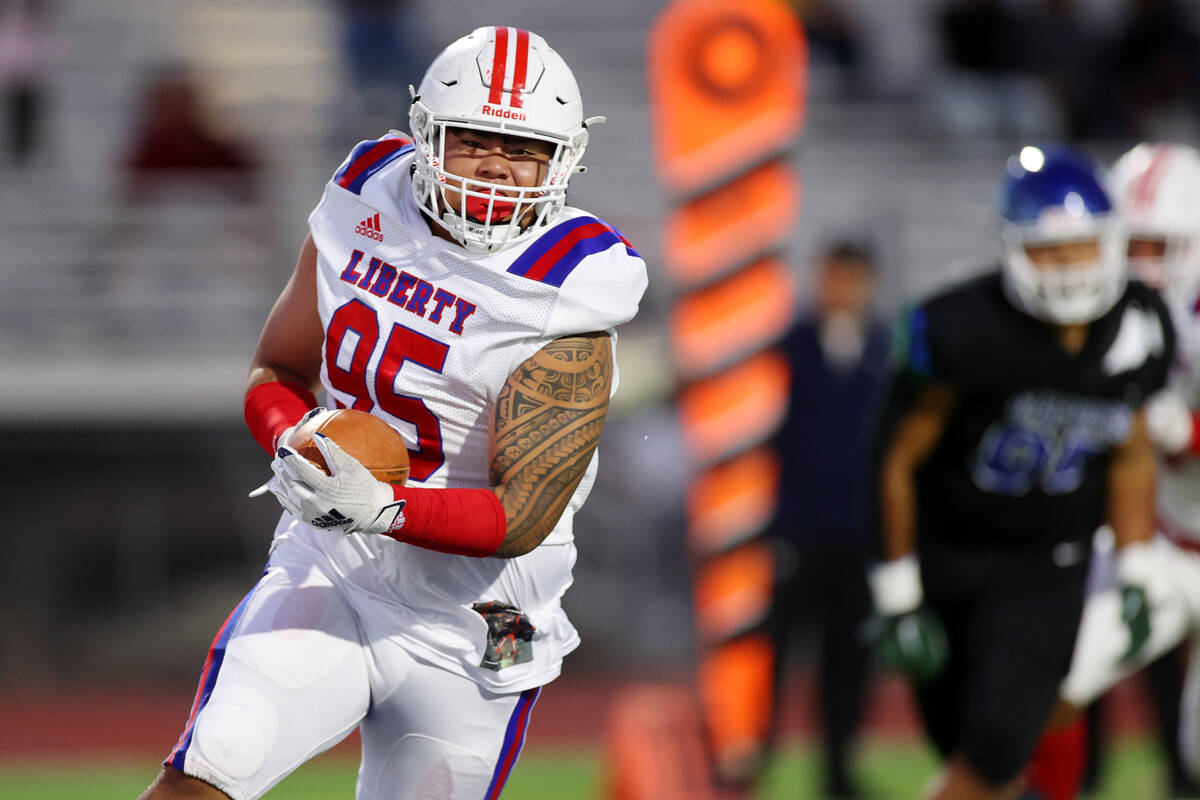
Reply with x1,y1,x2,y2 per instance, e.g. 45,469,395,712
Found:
507,216,639,287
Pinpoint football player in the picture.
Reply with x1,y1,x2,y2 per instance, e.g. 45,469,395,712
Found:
1030,142,1200,799
867,145,1172,800
137,27,647,800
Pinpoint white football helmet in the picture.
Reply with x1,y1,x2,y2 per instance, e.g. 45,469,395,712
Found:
408,27,603,252
1109,143,1200,308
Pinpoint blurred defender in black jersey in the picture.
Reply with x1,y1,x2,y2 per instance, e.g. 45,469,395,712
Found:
867,146,1173,800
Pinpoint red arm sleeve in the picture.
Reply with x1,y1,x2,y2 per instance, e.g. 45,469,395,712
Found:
244,380,319,455
1189,411,1200,458
384,485,508,557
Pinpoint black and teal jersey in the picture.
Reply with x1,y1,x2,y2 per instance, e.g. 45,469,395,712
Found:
874,269,1173,549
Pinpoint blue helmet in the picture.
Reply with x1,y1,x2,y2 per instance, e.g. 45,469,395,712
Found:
996,146,1124,324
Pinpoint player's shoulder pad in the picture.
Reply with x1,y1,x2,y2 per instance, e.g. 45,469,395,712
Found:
1123,278,1172,320
893,271,1003,382
1100,279,1175,387
1118,279,1174,353
509,214,648,335
506,214,641,287
331,133,415,195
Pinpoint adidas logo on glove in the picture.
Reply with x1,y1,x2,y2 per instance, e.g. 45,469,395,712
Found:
310,509,352,529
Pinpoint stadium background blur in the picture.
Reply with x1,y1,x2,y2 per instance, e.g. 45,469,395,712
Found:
1,0,1199,797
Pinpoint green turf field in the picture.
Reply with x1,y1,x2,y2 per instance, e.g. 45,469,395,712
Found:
0,739,1173,798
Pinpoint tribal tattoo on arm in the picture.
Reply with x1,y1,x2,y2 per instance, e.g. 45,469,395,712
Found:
490,331,614,557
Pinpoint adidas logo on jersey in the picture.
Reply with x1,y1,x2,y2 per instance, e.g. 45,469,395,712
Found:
355,213,384,241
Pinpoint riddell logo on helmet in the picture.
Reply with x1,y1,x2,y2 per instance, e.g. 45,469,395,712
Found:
480,105,527,121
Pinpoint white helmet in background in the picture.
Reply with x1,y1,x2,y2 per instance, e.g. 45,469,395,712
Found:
408,26,603,252
1109,142,1200,308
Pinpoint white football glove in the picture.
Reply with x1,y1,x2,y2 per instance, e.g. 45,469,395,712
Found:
252,433,406,536
1145,389,1194,455
274,406,332,451
868,554,924,617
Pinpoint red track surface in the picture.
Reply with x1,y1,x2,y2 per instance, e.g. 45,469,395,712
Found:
0,673,1154,757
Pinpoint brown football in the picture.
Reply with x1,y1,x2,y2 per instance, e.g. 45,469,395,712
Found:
289,409,410,486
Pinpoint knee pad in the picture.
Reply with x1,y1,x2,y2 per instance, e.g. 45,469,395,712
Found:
192,687,279,780
361,733,491,800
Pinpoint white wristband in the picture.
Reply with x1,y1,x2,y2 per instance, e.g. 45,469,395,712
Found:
1116,541,1156,587
869,554,923,616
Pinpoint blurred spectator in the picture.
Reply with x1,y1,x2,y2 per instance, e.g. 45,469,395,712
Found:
0,0,52,166
1022,0,1105,139
122,66,258,204
940,0,1019,76
112,66,268,345
334,0,427,145
788,0,865,99
929,0,1062,141
768,241,891,798
1105,0,1200,138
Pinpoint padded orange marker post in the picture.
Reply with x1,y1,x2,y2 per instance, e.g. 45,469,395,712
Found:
693,541,776,640
663,163,801,287
634,0,807,794
648,0,806,198
697,633,776,780
687,447,781,553
676,350,790,464
670,259,797,378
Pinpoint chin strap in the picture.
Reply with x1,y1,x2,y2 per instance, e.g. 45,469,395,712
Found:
438,210,491,253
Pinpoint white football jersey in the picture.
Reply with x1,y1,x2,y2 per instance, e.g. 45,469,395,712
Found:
1158,298,1200,540
276,134,647,691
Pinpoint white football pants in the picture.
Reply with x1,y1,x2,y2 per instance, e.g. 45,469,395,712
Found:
165,554,539,800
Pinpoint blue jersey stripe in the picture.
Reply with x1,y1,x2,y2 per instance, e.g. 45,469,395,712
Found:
165,586,257,771
340,143,414,195
507,216,599,278
484,687,540,799
508,216,639,286
905,307,935,378
538,230,628,287
333,140,382,182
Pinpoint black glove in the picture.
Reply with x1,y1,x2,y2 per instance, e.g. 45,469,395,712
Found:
1119,584,1151,663
1115,542,1156,664
868,556,948,682
876,606,949,682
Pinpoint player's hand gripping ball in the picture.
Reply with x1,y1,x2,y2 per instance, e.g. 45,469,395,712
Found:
251,408,411,535
287,408,410,486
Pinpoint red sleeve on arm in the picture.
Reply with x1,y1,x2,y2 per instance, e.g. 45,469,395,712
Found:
1189,411,1200,458
244,380,319,455
384,485,508,557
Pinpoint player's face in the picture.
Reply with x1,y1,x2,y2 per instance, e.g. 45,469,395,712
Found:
1128,237,1169,260
1023,239,1101,271
1126,235,1170,288
440,127,554,225
818,258,875,316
